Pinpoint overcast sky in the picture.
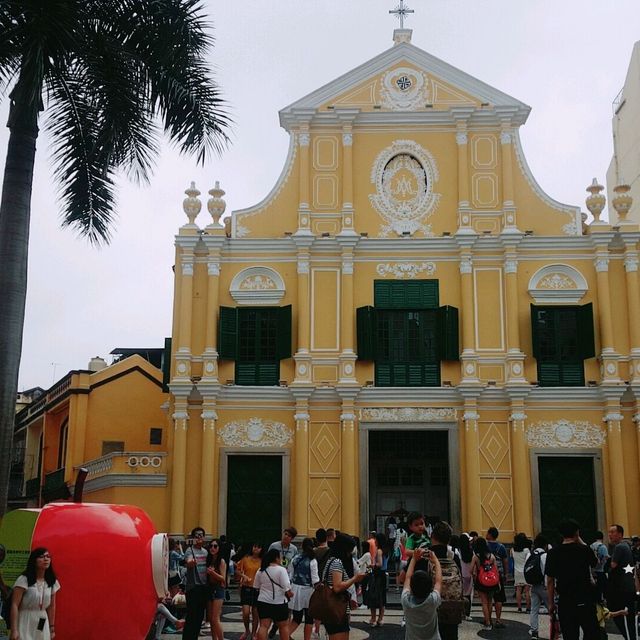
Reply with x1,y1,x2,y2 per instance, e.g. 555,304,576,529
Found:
3,0,639,391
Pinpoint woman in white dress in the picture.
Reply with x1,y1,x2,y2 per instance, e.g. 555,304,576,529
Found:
10,547,60,640
510,533,531,612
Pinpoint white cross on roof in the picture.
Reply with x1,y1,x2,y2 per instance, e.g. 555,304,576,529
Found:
389,0,415,29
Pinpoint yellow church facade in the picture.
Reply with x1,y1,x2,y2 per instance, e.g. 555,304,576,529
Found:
165,29,640,542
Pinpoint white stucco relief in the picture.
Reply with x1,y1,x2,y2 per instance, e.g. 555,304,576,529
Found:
369,140,440,237
376,262,436,279
526,420,606,448
360,407,456,422
218,418,293,447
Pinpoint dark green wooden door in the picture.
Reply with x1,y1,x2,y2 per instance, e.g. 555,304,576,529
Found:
227,456,282,547
538,456,597,544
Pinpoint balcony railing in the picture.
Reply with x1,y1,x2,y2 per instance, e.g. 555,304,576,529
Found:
75,452,168,490
42,467,70,501
24,476,41,497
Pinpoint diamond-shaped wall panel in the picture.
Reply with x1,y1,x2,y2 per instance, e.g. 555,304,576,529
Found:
309,422,340,474
309,478,340,528
480,477,514,532
479,422,510,474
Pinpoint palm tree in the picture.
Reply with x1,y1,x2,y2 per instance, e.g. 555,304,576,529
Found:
0,0,230,515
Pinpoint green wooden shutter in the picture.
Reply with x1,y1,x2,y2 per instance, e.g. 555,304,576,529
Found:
531,304,541,359
538,362,560,386
437,305,459,361
162,337,172,392
561,362,584,386
218,306,238,360
578,303,595,360
423,363,441,386
374,280,439,309
276,305,292,360
357,306,376,360
375,363,391,386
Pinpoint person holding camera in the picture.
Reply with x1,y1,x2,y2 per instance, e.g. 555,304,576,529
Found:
182,527,210,640
255,549,293,640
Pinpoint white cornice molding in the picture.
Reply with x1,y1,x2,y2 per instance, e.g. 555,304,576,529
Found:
217,386,294,403
280,43,530,125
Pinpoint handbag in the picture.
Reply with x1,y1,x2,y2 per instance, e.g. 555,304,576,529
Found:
308,559,349,625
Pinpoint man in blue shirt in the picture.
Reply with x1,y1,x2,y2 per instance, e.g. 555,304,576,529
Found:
486,527,508,629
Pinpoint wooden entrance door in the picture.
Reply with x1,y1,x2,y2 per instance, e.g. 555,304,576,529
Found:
226,455,282,546
538,456,597,543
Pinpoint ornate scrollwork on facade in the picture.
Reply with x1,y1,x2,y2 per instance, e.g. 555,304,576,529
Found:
526,419,606,448
218,418,293,448
380,67,430,111
230,266,285,305
369,140,440,236
528,264,587,304
359,407,456,422
376,262,436,279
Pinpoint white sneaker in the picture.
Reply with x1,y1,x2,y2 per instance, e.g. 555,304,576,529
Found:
400,619,406,628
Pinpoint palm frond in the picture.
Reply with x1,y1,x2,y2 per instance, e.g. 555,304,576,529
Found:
45,69,117,245
76,21,161,184
109,0,231,164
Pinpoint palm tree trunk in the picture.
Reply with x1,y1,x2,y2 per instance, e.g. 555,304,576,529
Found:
0,101,39,516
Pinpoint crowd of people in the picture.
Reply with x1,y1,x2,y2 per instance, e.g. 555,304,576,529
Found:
1,515,639,640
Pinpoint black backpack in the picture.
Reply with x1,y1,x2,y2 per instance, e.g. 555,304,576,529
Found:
524,549,545,585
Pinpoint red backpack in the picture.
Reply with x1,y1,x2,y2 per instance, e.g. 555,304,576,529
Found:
477,556,500,588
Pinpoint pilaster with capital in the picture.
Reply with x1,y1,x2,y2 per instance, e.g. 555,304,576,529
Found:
293,399,310,535
202,236,225,382
634,413,640,493
339,393,359,533
199,404,219,532
341,122,356,233
503,243,527,383
461,399,482,529
456,124,470,214
593,241,620,381
298,126,311,233
623,240,640,381
500,124,517,229
293,238,313,384
338,237,359,384
459,250,479,382
169,399,190,533
604,407,628,528
174,238,198,383
508,403,532,533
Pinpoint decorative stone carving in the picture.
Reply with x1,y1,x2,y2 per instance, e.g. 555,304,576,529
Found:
181,261,194,276
182,182,201,226
526,420,606,448
456,132,468,146
504,259,518,274
208,262,220,276
376,262,436,279
624,256,639,273
359,407,456,422
342,133,353,146
594,257,609,273
297,259,310,274
528,264,587,304
218,417,293,447
369,140,440,236
538,273,576,289
299,132,310,147
459,258,473,275
380,67,430,111
230,267,285,305
500,130,512,145
207,181,226,227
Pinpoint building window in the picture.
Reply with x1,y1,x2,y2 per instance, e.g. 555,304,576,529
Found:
531,304,595,386
102,441,125,456
218,305,292,386
357,280,458,387
57,419,69,470
149,428,163,445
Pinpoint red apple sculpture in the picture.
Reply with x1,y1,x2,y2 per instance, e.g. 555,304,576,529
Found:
0,502,167,639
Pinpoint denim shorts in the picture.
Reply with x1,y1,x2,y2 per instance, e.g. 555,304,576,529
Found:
210,585,226,600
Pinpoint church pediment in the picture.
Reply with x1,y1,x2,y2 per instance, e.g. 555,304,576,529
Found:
280,41,530,127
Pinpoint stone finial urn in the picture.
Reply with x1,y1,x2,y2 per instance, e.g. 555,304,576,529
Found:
611,182,633,222
182,181,201,226
585,178,606,223
207,181,226,228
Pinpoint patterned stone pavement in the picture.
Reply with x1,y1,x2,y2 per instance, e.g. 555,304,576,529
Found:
160,604,626,640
